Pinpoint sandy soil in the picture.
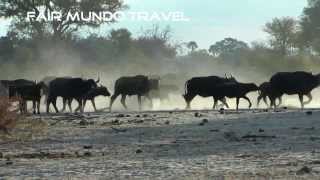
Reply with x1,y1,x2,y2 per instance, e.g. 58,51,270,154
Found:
1,109,320,179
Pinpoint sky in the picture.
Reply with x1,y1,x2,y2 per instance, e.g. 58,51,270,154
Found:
0,0,308,49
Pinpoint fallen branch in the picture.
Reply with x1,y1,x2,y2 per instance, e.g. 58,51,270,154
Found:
242,135,276,139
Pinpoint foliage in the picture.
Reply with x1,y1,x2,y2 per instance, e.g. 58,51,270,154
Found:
300,0,320,53
264,17,298,56
186,41,198,53
0,0,126,40
208,38,249,65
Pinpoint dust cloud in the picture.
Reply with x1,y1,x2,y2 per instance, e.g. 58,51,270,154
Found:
2,41,320,112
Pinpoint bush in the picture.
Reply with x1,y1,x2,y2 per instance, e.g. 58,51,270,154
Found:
0,96,20,133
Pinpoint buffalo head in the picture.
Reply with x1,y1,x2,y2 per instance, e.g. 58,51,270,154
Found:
99,85,111,96
247,83,259,92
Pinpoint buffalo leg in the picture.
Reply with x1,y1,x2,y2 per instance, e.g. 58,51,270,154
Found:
83,100,87,112
257,95,262,107
269,96,276,109
137,95,142,111
52,98,59,113
109,94,119,111
61,98,67,112
243,96,252,109
32,101,36,114
22,100,27,113
80,99,84,113
24,101,27,114
257,95,266,107
67,99,73,113
263,96,269,107
80,98,84,113
213,98,218,109
37,100,40,114
276,96,282,107
20,100,26,114
221,97,229,108
91,99,97,112
304,93,312,105
236,98,240,111
120,95,128,109
298,94,304,109
74,98,83,113
19,101,23,114
46,98,50,113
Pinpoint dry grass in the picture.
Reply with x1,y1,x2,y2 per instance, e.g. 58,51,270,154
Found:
0,96,48,141
0,96,20,133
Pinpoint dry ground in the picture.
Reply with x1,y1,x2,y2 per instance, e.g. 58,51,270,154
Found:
1,109,320,179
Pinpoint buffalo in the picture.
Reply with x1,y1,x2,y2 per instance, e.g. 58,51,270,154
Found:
46,77,99,113
214,82,259,111
269,71,320,109
257,82,282,107
183,75,237,109
109,75,160,111
39,76,72,106
64,85,111,112
9,83,42,114
2,79,37,112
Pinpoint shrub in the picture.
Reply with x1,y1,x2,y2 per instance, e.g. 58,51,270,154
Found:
0,96,20,133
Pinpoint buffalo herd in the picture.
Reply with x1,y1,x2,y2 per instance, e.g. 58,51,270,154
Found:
1,71,320,114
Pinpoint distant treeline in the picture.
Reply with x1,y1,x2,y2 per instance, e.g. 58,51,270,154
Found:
0,0,320,82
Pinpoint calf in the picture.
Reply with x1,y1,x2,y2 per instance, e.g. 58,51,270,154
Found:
9,84,42,114
215,82,259,111
67,86,111,112
257,82,282,107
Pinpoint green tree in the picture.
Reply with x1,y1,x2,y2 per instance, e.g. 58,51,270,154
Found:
264,17,298,55
300,0,320,53
186,41,198,52
0,0,126,40
209,38,248,57
109,28,132,54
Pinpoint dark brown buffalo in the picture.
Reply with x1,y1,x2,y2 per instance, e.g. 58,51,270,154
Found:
109,75,159,111
269,71,320,109
214,82,259,111
64,85,111,112
9,83,42,114
183,75,237,109
257,82,282,107
47,78,99,113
